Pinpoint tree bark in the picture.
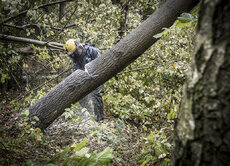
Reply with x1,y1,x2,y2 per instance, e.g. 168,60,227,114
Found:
173,0,230,165
28,0,199,130
118,1,128,38
59,2,66,21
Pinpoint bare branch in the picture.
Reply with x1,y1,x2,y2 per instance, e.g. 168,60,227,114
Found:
117,67,151,75
59,2,67,21
2,24,24,30
2,23,78,34
50,23,77,30
117,62,175,75
1,33,107,52
2,24,42,35
0,34,64,50
18,46,34,54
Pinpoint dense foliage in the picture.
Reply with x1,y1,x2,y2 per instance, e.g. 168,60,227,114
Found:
0,0,197,165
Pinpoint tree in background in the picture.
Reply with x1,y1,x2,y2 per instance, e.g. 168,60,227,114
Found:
173,0,230,165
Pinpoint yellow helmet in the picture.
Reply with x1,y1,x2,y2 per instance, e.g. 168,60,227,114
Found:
65,39,77,55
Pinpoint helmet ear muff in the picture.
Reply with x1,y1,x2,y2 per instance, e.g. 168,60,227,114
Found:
74,40,83,50
67,51,73,56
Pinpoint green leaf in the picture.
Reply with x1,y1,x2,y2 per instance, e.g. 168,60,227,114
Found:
34,133,42,141
141,159,150,166
162,29,168,35
75,147,90,157
176,21,191,28
24,109,29,116
21,109,29,118
49,146,71,163
178,13,193,23
153,33,163,39
72,138,88,152
80,148,113,166
191,6,200,15
144,96,150,104
24,97,30,102
94,147,113,164
1,73,8,83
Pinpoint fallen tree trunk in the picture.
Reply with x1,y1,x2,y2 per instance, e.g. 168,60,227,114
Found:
28,0,200,130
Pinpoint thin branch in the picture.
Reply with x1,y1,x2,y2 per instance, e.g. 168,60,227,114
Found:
50,23,77,30
47,0,78,42
31,58,51,71
2,23,40,30
59,2,67,21
2,57,21,89
33,62,57,75
1,0,75,24
2,24,42,36
117,67,151,75
0,141,7,150
1,33,107,51
117,62,176,75
0,34,64,50
2,24,24,30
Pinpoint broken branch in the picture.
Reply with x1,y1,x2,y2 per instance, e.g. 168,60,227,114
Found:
0,34,64,50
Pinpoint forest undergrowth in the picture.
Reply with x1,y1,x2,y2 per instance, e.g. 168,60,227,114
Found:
0,100,174,166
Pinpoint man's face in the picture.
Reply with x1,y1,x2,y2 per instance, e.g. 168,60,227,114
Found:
76,47,83,56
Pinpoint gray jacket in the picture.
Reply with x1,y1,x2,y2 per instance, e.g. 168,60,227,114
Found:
71,44,100,71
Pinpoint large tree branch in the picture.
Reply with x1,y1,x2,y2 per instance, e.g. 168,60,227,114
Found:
0,34,109,51
0,34,64,50
1,0,75,24
28,0,200,130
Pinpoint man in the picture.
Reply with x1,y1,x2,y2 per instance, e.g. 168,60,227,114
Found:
64,39,104,121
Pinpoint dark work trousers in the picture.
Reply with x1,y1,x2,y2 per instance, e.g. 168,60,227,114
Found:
79,85,104,121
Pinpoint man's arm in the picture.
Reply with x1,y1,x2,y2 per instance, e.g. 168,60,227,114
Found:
73,61,78,71
89,46,100,60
